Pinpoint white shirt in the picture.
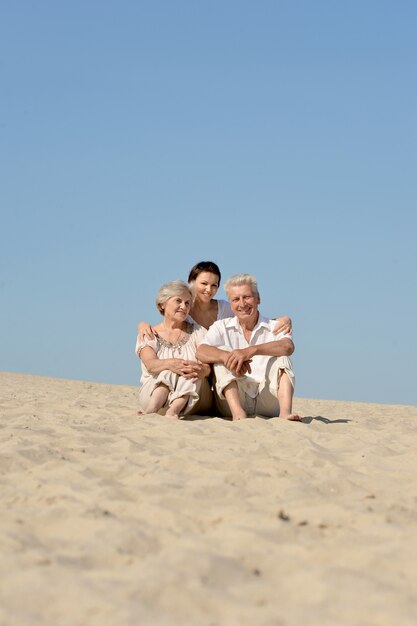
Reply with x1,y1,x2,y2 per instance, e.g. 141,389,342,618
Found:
201,313,293,386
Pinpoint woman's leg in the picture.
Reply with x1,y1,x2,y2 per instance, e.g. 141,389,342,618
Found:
145,384,169,414
182,377,213,416
165,395,189,418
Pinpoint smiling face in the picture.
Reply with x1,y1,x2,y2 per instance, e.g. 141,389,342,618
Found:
163,290,192,322
192,271,220,304
227,283,260,323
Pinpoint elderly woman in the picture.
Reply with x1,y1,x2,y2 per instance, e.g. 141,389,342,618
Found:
135,280,212,419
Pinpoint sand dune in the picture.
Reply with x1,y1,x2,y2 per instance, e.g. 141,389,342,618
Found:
1,371,416,626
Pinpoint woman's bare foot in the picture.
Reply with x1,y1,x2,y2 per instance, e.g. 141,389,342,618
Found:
164,410,180,419
165,396,188,419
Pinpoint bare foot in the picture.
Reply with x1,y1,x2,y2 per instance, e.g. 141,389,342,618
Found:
165,397,187,419
280,413,301,421
232,412,248,421
165,410,180,419
165,404,182,419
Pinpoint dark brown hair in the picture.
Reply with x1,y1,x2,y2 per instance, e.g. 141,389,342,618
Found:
187,261,221,285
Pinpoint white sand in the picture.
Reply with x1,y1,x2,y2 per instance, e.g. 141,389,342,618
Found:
1,371,416,626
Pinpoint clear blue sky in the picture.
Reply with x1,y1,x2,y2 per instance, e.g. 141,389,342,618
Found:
1,1,416,405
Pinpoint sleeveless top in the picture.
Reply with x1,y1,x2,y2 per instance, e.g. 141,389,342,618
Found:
187,298,233,325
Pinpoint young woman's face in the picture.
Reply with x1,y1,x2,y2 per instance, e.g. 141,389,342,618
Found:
192,271,220,303
163,291,192,321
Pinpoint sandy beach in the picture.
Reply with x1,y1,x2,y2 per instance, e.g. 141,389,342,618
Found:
1,371,416,626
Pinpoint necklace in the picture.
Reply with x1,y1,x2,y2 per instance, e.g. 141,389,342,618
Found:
161,324,183,345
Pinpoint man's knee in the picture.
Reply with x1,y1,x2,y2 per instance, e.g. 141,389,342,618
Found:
213,363,238,400
266,356,295,391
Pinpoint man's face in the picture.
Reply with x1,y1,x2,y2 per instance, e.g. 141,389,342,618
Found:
228,284,260,322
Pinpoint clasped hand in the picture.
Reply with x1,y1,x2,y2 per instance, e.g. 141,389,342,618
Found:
224,348,254,377
172,359,207,380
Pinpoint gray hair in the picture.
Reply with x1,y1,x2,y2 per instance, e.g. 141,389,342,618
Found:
155,280,193,315
224,273,259,297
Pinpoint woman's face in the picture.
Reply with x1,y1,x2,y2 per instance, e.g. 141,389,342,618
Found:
163,290,192,321
192,271,220,303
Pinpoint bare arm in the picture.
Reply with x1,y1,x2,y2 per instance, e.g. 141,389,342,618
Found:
248,337,294,358
196,344,228,365
196,344,252,377
197,338,294,377
224,338,294,375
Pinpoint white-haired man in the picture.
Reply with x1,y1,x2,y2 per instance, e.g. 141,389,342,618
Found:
196,274,300,421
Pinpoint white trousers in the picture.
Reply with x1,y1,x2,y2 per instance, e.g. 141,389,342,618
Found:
213,352,295,418
137,371,213,416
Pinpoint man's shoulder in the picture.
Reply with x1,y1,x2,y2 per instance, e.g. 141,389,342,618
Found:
211,316,236,329
254,315,290,339
203,316,237,344
257,314,293,342
206,318,230,337
253,313,274,332
257,313,271,324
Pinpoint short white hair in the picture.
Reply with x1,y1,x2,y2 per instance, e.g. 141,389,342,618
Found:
224,274,259,297
155,280,193,315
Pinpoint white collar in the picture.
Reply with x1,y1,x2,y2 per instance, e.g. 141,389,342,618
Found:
224,312,269,331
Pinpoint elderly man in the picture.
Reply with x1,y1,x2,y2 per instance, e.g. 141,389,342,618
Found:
196,274,300,421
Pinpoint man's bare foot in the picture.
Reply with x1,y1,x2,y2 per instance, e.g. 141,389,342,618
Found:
280,413,301,421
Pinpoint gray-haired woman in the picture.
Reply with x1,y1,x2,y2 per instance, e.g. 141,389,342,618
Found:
135,280,212,418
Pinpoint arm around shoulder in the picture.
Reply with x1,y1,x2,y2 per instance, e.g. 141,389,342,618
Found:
137,320,155,341
252,337,294,358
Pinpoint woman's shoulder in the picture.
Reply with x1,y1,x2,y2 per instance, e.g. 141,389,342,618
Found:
187,320,206,334
135,333,159,356
216,299,233,319
186,321,207,342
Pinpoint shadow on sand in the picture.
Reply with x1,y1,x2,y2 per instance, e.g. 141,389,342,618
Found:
301,415,351,425
184,414,351,424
